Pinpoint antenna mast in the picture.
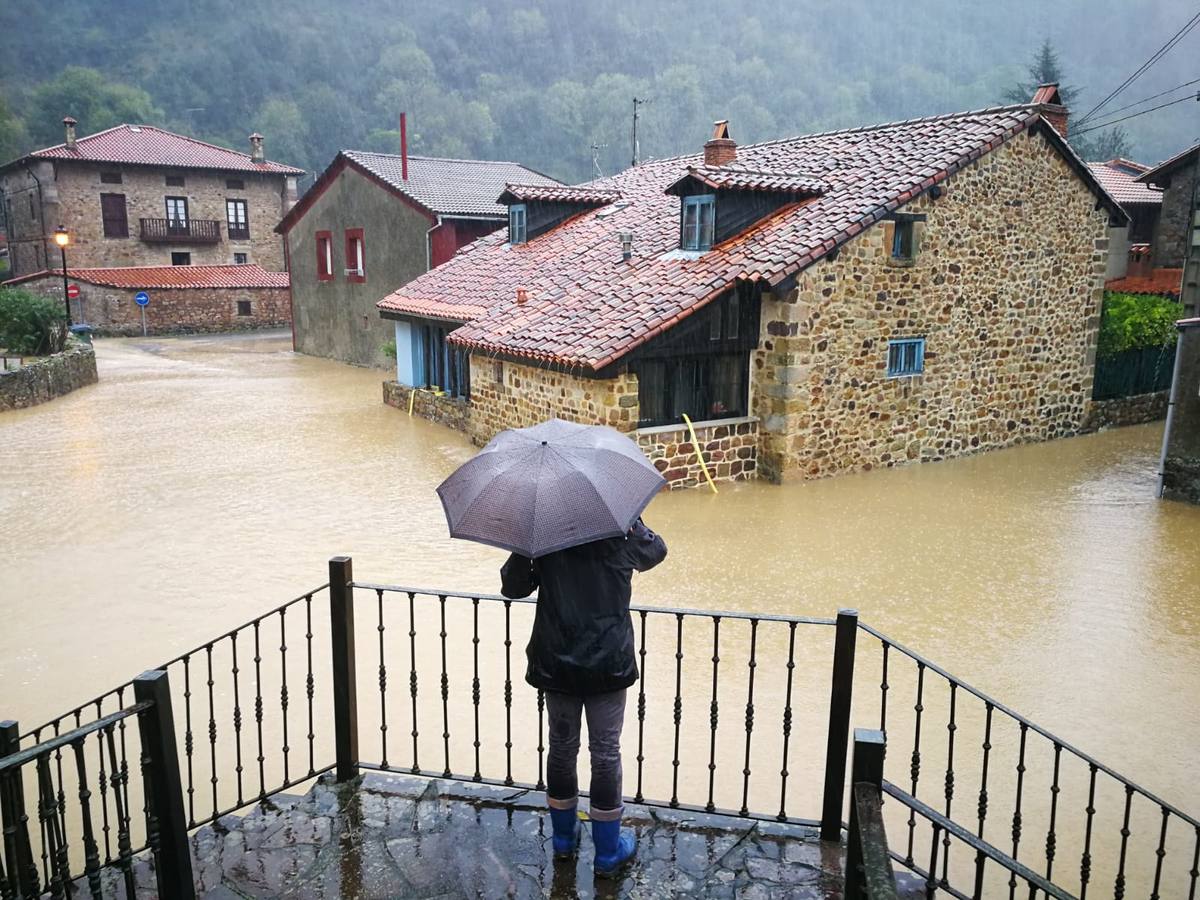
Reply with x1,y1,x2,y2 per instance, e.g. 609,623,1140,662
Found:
631,97,648,167
590,142,608,179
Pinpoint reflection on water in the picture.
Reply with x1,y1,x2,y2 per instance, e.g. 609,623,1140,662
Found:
2,331,1198,883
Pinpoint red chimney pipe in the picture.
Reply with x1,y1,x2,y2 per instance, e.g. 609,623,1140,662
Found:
400,112,408,181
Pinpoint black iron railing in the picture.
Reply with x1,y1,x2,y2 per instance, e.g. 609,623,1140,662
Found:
3,556,1198,899
0,671,192,899
138,218,221,243
846,729,899,898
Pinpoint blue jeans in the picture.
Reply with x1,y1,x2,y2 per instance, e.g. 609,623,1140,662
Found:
545,689,626,820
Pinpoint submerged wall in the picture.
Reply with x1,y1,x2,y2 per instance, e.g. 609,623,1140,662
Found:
1162,323,1200,503
0,344,97,411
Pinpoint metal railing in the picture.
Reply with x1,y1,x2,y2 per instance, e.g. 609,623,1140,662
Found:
4,556,1198,900
0,671,192,899
846,729,899,898
138,218,221,243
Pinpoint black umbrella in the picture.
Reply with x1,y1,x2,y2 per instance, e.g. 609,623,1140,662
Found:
436,418,666,558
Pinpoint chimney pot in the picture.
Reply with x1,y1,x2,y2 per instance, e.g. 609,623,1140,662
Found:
249,132,264,162
1031,83,1069,139
703,120,737,167
63,116,77,151
516,288,528,305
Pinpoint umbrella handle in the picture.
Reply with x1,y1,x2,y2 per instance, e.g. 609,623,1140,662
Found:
682,413,719,495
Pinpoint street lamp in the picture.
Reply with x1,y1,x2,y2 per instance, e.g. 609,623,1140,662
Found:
53,226,72,325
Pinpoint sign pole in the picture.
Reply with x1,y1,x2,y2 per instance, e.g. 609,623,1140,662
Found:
134,291,151,336
141,305,147,336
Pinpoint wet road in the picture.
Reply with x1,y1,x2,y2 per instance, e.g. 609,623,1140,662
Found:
2,331,1198,890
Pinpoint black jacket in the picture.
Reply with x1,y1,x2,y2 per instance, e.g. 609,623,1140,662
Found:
500,520,667,696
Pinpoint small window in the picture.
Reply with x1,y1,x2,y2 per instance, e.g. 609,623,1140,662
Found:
226,178,245,190
315,231,333,281
100,193,128,238
681,195,716,251
100,172,122,184
236,300,252,317
344,228,365,282
165,175,185,187
171,252,191,266
887,338,925,378
509,204,527,244
233,252,248,264
226,199,249,240
892,220,915,260
709,305,722,341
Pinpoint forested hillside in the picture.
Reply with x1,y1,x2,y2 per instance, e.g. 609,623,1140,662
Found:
0,0,1196,186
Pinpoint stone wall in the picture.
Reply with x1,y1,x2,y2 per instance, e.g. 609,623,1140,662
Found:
1081,392,1168,431
0,344,97,411
635,418,758,489
382,380,470,433
1162,323,1200,503
754,128,1110,483
1,161,292,277
14,275,290,336
466,356,638,446
1151,156,1196,269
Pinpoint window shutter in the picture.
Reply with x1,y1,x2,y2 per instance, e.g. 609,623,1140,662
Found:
880,222,896,256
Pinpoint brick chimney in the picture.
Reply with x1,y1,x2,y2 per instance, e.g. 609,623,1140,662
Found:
1031,83,1068,138
704,120,737,167
63,116,77,151
249,132,264,162
400,112,408,180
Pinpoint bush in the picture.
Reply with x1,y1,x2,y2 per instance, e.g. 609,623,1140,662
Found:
1096,291,1183,358
0,287,68,355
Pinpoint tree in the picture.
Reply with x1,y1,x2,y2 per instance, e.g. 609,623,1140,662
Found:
1003,39,1079,105
27,67,161,148
1071,125,1133,162
0,93,26,164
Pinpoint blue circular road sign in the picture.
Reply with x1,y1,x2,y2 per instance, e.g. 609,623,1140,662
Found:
134,291,150,307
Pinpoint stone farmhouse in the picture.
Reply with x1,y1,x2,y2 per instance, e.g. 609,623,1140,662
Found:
1137,143,1200,319
376,86,1126,488
276,119,559,369
4,264,290,335
1086,158,1162,281
0,118,302,278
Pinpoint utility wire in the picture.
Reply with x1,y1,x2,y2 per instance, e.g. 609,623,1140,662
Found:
1076,10,1200,125
1073,92,1200,136
1086,76,1200,121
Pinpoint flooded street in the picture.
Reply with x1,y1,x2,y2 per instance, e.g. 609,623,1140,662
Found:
2,331,1199,888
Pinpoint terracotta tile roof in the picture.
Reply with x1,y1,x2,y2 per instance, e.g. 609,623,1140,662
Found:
1105,268,1184,297
1087,161,1162,206
666,165,829,195
3,264,288,290
341,151,560,218
377,104,1123,371
7,125,303,175
1137,142,1200,186
497,183,621,205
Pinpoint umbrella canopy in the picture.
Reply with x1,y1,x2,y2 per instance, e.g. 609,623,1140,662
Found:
436,419,666,558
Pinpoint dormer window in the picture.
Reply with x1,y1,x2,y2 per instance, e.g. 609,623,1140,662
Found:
509,204,527,244
682,195,715,251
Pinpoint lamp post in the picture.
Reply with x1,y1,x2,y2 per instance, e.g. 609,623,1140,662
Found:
53,226,72,325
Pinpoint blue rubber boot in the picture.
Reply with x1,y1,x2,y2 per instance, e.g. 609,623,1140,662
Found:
591,817,636,877
549,806,581,858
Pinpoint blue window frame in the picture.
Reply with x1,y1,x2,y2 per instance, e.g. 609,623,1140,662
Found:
509,204,527,244
887,338,925,378
681,195,716,250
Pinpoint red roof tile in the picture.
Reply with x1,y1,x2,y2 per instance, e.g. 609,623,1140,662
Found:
377,104,1122,372
497,183,621,205
3,264,288,290
7,125,303,175
665,165,829,195
1087,161,1162,206
1105,268,1184,297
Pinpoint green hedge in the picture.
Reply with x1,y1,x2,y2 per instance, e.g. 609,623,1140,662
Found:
0,287,68,355
1097,291,1183,358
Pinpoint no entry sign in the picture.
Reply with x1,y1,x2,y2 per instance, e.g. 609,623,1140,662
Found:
66,284,80,299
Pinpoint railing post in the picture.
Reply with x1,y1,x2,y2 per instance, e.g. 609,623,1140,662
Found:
133,670,195,900
329,556,359,783
821,608,858,841
0,721,38,897
845,728,886,896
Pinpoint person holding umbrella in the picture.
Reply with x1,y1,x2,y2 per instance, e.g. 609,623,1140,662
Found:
437,419,668,877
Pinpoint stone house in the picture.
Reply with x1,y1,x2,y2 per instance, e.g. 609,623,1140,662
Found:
377,87,1125,488
1137,143,1200,319
276,123,558,369
3,264,289,336
1086,158,1162,281
0,118,302,278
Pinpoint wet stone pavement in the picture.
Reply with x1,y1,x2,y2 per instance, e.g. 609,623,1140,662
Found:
97,772,854,898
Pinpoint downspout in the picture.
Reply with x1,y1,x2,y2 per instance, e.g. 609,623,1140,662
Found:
1156,325,1187,498
282,231,297,351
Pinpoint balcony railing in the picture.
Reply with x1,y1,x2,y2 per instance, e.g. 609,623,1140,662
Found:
227,225,250,241
139,218,221,244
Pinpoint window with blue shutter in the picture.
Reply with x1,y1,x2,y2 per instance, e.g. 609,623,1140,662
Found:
509,204,527,244
681,195,716,250
887,338,925,377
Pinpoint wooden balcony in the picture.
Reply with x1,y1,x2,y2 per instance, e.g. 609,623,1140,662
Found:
139,218,221,243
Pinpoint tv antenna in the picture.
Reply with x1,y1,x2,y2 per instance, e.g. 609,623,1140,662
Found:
590,142,608,179
631,97,650,167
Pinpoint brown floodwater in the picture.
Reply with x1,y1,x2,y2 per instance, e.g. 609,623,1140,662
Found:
2,331,1198,893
